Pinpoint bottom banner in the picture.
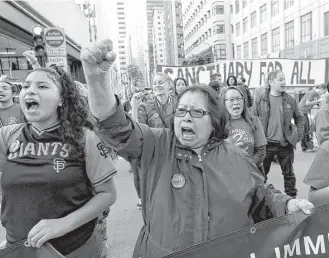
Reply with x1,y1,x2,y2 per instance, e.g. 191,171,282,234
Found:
0,240,64,258
165,203,329,258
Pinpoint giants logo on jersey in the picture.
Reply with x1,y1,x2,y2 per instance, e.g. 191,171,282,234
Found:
8,142,70,160
53,158,66,173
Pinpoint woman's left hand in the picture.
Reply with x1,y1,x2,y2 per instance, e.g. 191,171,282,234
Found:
27,219,70,248
287,199,314,215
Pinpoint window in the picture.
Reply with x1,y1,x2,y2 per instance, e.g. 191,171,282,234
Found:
261,33,268,55
325,11,329,36
243,17,248,33
284,0,294,9
243,0,247,8
251,11,256,28
272,27,280,52
285,20,294,48
231,24,234,33
271,0,279,17
301,12,312,43
260,4,267,23
215,44,226,58
160,54,163,57
237,45,241,59
214,24,225,34
119,46,125,49
252,37,258,58
236,22,241,36
235,0,240,14
158,33,161,35
244,41,249,59
230,5,233,14
213,5,224,15
159,43,162,47
158,22,161,24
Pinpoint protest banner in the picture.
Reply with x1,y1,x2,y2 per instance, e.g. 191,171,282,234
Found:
157,58,329,88
164,203,329,258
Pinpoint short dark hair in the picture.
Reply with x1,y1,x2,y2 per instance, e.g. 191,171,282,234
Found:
171,85,228,140
239,76,246,83
267,70,283,87
210,73,221,80
226,75,238,86
208,80,221,94
0,80,18,94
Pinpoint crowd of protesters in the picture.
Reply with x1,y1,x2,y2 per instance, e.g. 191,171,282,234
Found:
2,37,329,258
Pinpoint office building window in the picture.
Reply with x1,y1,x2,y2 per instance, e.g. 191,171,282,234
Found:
236,22,241,36
325,11,329,36
235,0,240,14
244,41,249,59
251,11,256,28
237,45,241,59
285,20,294,48
242,0,247,8
243,17,248,33
301,12,312,43
260,4,267,23
261,33,267,55
231,24,234,33
215,44,226,58
230,5,233,13
271,0,279,17
284,0,294,9
272,27,280,52
213,5,224,15
214,24,225,34
252,37,258,58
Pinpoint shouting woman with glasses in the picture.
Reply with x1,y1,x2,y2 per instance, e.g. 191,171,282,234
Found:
219,86,267,175
0,65,117,258
81,39,314,258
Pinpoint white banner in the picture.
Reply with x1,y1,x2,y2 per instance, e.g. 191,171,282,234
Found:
157,59,328,88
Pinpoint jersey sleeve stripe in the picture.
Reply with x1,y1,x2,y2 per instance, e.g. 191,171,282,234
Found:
92,169,117,186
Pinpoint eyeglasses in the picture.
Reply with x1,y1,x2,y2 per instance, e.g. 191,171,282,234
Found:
224,97,244,103
174,108,210,118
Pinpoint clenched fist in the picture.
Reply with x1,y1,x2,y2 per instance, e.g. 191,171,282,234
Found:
80,39,116,78
23,51,37,64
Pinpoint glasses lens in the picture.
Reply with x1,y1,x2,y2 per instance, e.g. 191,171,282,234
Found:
174,108,186,117
190,109,204,118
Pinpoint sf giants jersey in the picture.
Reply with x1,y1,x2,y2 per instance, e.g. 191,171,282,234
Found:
0,123,117,255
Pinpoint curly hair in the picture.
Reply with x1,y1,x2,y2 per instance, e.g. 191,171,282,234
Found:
26,67,93,162
219,86,257,132
170,85,228,140
226,75,238,87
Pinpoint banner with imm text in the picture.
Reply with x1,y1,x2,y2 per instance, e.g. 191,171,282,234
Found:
164,203,329,258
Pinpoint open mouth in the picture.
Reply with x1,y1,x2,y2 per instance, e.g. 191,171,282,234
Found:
181,126,196,139
25,99,39,111
233,107,240,111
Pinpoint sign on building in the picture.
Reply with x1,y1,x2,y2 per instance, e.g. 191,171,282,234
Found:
44,27,68,71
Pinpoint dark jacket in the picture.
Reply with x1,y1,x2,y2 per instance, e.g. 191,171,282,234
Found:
239,84,253,108
94,96,291,258
251,89,305,148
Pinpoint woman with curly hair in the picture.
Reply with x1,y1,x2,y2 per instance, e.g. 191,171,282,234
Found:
226,75,238,87
219,86,267,174
0,65,117,257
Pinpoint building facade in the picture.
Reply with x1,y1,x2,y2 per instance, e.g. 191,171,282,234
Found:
136,26,147,87
0,0,89,83
164,0,185,66
152,8,167,67
232,0,329,60
183,0,233,60
116,1,129,75
146,0,164,75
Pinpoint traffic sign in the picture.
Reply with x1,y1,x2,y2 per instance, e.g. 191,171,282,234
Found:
47,56,68,72
44,28,67,56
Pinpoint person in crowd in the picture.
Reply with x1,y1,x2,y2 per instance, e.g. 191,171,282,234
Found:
226,75,238,87
304,84,329,205
237,75,253,108
173,77,188,96
210,73,222,85
0,78,25,126
80,39,313,258
0,65,117,258
136,72,176,128
299,83,327,152
252,70,305,197
208,80,221,96
219,86,267,174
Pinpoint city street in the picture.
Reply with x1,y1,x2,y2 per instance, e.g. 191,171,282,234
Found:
0,146,317,258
